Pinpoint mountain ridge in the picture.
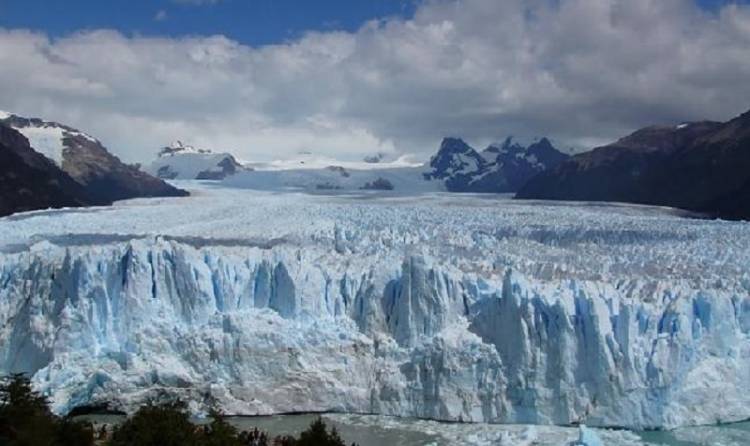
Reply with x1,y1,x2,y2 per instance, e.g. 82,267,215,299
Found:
0,123,90,217
424,136,570,192
516,109,750,220
0,111,187,217
148,140,245,180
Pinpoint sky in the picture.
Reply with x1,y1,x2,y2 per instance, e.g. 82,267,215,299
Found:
0,0,749,163
0,1,418,47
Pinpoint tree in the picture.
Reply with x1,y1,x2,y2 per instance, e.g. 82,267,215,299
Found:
199,409,243,446
1,379,359,446
56,417,96,446
294,417,347,446
0,374,94,446
107,401,198,446
239,427,271,446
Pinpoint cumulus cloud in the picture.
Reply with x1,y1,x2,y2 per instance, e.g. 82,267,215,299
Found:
0,0,749,163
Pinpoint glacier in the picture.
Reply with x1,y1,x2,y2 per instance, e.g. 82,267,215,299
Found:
0,182,749,431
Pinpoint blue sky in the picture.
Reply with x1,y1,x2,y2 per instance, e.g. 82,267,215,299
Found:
0,0,418,46
0,0,742,46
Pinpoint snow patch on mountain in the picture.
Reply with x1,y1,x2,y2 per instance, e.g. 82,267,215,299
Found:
0,111,187,204
0,113,100,167
159,140,211,157
13,124,67,165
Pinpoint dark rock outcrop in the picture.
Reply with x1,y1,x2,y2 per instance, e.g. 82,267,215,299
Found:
363,153,385,164
195,156,242,180
325,166,350,178
360,177,395,191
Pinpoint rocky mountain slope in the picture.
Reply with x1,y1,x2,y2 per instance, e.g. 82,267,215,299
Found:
0,123,90,217
147,141,245,180
0,111,187,208
517,109,750,220
424,137,569,192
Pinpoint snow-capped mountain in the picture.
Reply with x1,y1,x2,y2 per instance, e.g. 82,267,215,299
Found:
0,122,89,217
485,136,569,169
158,140,211,156
423,137,486,181
147,141,245,180
223,137,567,195
424,136,569,192
0,111,187,206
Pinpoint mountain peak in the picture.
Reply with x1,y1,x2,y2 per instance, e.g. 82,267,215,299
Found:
438,137,474,154
526,137,568,168
159,140,211,157
427,134,569,192
0,113,99,166
485,137,525,155
537,136,552,146
149,142,244,180
425,138,483,180
0,111,187,213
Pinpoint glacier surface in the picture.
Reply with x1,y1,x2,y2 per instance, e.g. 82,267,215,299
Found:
0,182,749,430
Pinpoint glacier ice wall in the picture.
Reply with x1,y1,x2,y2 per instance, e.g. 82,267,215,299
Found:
1,233,749,430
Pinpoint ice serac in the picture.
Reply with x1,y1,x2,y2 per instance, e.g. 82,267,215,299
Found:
1,222,749,430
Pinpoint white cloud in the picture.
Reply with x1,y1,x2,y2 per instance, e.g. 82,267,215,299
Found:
0,0,749,164
154,10,168,22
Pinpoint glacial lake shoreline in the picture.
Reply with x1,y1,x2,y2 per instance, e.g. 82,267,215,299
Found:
73,411,750,445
